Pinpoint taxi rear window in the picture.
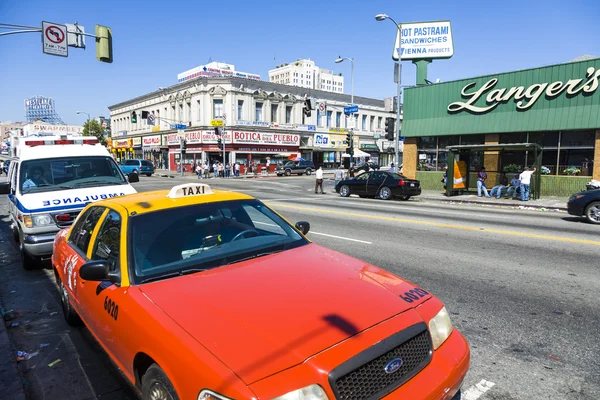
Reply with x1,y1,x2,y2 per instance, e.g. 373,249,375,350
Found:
128,200,308,284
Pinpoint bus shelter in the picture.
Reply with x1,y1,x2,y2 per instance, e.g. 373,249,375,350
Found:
445,143,543,200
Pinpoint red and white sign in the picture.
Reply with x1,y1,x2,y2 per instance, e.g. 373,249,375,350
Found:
166,133,181,145
202,130,232,144
232,131,300,146
142,135,161,147
184,130,202,144
42,21,68,57
318,103,326,112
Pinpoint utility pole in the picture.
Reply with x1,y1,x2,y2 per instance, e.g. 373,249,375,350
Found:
395,62,402,168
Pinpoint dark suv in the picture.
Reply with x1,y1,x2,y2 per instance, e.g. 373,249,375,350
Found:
276,160,315,176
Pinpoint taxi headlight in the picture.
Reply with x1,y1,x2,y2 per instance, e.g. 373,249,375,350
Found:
198,389,232,400
273,384,329,400
23,214,53,228
428,306,454,350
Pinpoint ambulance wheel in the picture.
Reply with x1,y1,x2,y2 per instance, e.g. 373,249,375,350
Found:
142,364,179,400
19,240,38,271
57,273,82,326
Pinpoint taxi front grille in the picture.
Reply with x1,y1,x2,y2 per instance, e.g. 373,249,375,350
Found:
329,323,432,400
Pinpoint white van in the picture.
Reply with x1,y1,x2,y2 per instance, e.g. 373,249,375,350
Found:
0,133,138,269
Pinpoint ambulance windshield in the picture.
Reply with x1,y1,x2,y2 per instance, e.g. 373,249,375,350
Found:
20,156,127,194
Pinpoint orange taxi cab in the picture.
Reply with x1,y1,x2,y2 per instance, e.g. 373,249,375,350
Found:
52,183,470,400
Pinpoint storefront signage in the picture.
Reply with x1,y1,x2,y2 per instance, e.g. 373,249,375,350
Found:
271,123,295,129
295,124,316,131
132,137,142,147
112,139,131,148
393,20,453,61
315,134,330,147
185,130,202,144
448,67,600,114
113,130,127,137
202,130,232,144
232,131,300,146
329,127,348,133
24,123,83,135
142,135,161,147
166,133,181,145
235,120,270,128
236,146,293,153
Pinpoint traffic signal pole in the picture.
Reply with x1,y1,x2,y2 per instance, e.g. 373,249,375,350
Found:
180,136,184,177
394,62,402,169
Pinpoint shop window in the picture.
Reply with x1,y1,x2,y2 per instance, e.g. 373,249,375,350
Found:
527,132,543,146
438,135,459,150
558,149,594,176
460,134,485,145
417,151,437,171
541,150,559,175
286,106,292,123
499,133,527,144
255,102,263,121
542,132,559,148
560,131,595,148
213,99,223,119
417,136,437,150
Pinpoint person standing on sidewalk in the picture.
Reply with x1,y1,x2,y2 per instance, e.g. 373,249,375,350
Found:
225,163,231,178
477,167,491,198
315,166,325,194
519,167,536,201
333,165,345,192
235,162,240,177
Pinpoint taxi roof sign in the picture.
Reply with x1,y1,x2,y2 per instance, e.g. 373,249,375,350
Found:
167,183,213,199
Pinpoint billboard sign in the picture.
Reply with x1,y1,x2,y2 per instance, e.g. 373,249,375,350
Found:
393,20,453,61
232,131,300,146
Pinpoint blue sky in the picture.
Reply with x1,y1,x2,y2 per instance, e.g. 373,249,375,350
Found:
1,0,599,125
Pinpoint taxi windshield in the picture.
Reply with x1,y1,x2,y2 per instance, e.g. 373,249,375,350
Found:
129,199,308,284
20,156,127,194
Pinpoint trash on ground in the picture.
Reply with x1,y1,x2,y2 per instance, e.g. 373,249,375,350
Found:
49,312,58,316
16,350,39,361
40,343,50,349
48,359,61,367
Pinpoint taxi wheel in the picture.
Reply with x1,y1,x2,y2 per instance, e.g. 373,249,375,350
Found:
56,273,82,326
142,364,179,400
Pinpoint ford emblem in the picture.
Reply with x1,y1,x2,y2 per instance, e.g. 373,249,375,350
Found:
384,358,403,374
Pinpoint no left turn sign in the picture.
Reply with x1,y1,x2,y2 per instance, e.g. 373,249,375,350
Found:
42,21,68,57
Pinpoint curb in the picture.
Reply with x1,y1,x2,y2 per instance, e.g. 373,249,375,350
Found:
420,195,567,211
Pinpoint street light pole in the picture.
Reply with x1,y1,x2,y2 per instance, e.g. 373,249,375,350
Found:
335,56,355,166
376,14,403,168
76,111,91,134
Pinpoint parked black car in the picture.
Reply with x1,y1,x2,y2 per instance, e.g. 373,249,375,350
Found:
276,160,315,176
335,171,421,200
567,189,600,224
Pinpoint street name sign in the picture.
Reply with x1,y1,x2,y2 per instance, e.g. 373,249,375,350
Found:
344,105,358,114
42,21,68,57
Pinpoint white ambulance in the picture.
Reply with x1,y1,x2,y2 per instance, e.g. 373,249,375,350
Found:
0,130,138,270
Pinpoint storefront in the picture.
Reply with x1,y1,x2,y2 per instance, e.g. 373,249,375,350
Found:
110,138,133,162
402,57,600,195
230,130,300,173
360,143,381,164
141,135,163,168
311,133,347,169
132,137,143,159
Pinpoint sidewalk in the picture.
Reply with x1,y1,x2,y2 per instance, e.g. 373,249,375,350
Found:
419,189,569,211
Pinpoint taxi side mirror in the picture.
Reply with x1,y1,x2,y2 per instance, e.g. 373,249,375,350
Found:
0,181,9,195
128,172,139,183
80,260,119,283
295,221,310,235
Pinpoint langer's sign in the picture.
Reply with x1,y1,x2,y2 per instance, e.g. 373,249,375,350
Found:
448,67,600,113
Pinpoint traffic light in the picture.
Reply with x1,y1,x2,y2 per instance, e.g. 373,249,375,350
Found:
385,117,395,141
131,111,137,123
95,25,113,63
303,98,316,117
181,140,187,154
345,133,354,156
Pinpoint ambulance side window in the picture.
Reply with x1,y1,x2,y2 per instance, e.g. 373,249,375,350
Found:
69,207,105,256
10,162,19,193
91,210,121,277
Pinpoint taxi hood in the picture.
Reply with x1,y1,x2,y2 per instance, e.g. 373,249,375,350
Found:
15,184,136,213
139,243,429,385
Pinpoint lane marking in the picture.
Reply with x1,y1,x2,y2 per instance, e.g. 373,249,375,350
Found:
309,231,372,244
266,203,600,246
462,379,496,400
